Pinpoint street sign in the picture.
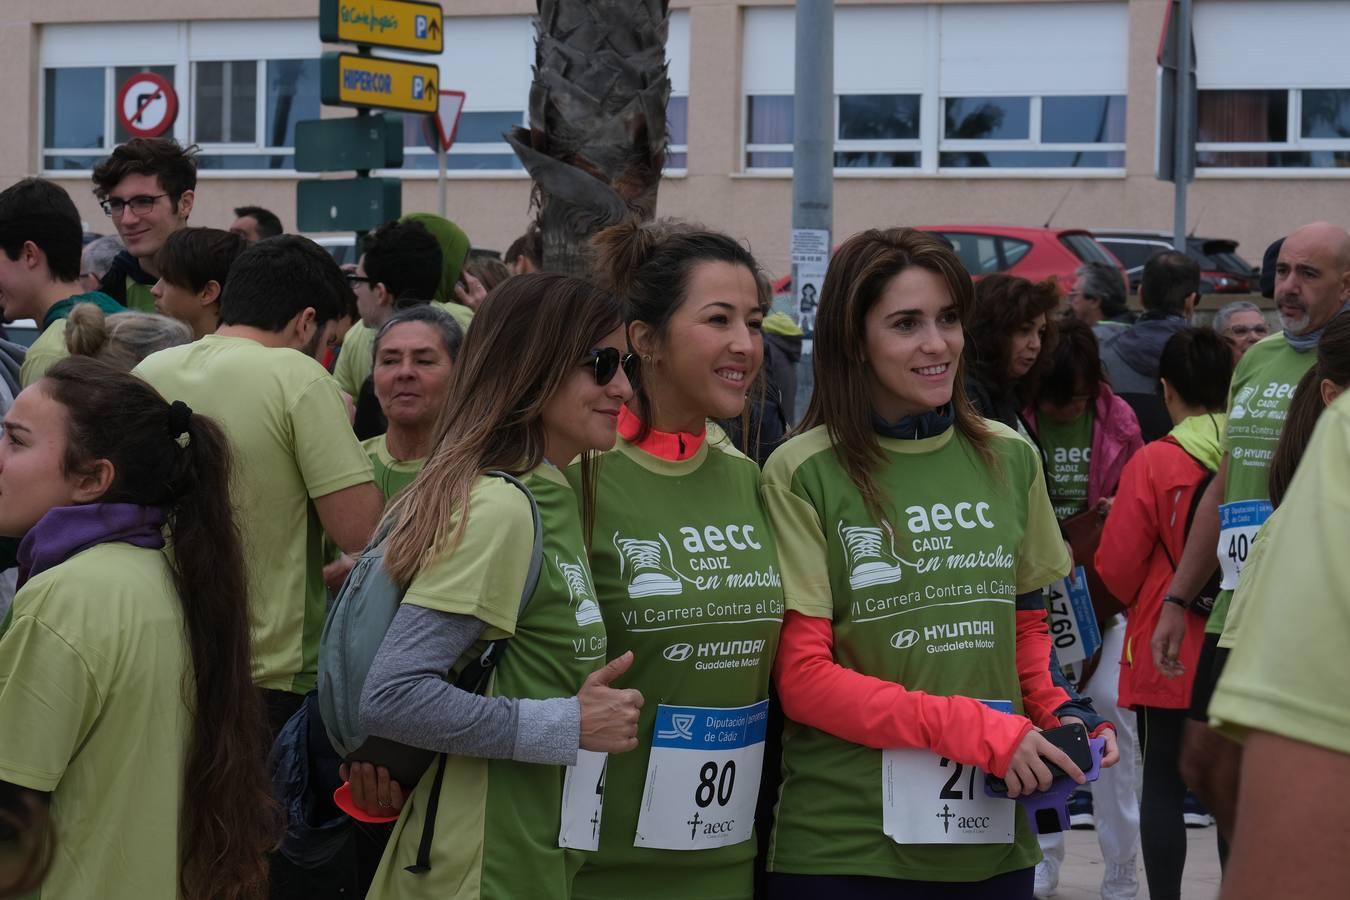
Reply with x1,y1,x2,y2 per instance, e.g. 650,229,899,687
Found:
432,90,466,152
1157,0,1197,184
321,53,439,115
297,178,402,232
116,72,178,138
319,0,444,54
295,116,404,172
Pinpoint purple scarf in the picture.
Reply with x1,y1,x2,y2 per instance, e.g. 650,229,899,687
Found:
17,503,166,587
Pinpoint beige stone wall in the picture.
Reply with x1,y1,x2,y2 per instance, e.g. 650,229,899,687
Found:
9,0,1350,278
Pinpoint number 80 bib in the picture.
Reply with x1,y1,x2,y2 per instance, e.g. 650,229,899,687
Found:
633,700,769,850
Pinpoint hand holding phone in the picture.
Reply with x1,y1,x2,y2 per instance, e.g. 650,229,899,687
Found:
988,723,1091,798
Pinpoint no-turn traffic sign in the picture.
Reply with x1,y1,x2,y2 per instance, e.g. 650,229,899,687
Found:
116,73,178,138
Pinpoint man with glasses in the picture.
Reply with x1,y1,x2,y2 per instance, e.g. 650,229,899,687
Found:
91,138,197,313
1213,301,1270,363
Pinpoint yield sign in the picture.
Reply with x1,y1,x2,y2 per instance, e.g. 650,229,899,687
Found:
433,90,466,152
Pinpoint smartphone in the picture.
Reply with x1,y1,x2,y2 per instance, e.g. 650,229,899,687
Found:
985,723,1093,795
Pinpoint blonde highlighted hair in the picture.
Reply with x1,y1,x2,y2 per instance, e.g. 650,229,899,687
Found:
382,273,625,584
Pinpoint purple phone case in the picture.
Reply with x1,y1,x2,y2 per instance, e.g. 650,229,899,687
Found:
985,736,1106,834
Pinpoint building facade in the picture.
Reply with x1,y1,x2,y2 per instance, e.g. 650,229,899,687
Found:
5,0,1349,277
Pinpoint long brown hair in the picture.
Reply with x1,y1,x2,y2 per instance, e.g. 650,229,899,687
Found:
800,227,995,518
1268,313,1350,507
42,357,273,900
590,218,772,449
383,273,625,583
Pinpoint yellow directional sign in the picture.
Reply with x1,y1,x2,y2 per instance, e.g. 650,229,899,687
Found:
319,0,444,54
321,53,439,115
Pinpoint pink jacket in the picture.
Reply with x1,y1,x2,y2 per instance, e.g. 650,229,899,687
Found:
1023,384,1143,506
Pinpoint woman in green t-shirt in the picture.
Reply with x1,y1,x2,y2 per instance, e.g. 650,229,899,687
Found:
762,229,1118,899
1021,318,1142,520
0,357,273,900
565,221,785,900
364,305,464,500
348,274,647,900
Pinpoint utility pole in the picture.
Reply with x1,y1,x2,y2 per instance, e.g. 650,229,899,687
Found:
791,0,833,345
1172,0,1192,252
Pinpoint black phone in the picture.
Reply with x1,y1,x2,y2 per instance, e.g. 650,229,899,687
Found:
985,723,1093,796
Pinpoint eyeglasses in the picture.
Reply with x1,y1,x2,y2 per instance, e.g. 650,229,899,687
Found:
1227,324,1270,338
100,194,170,217
345,273,375,286
584,347,640,387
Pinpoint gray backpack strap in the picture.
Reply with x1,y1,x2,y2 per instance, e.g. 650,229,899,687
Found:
489,470,544,622
449,470,543,694
406,469,544,875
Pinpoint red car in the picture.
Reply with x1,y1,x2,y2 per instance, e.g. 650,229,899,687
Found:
771,225,1125,294
921,225,1126,293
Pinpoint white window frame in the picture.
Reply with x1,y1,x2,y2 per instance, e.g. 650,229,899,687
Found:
1194,85,1350,178
833,94,923,172
189,59,316,171
666,92,689,175
937,94,1126,176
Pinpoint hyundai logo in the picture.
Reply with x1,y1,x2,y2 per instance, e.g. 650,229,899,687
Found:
663,643,694,662
890,629,920,650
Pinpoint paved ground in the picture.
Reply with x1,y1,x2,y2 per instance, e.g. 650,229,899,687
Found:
1053,826,1223,899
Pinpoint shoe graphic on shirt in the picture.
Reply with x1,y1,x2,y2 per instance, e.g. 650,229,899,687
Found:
838,521,904,590
1229,384,1257,421
613,533,684,598
556,555,604,627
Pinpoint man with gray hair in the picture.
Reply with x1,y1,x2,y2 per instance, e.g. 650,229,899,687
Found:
1213,300,1269,363
79,234,124,294
1068,260,1133,335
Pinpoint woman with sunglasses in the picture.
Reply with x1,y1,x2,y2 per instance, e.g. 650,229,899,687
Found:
566,221,784,900
762,228,1117,899
350,274,644,900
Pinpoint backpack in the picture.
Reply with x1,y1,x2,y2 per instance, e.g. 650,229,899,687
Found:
1155,441,1222,613
317,471,543,872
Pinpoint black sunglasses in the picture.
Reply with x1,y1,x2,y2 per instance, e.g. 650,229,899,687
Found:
584,348,640,387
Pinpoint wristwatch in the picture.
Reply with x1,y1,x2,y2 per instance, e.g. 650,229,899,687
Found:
1163,594,1189,610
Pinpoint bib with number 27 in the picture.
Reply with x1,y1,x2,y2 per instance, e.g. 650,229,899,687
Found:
633,700,768,851
882,699,1015,845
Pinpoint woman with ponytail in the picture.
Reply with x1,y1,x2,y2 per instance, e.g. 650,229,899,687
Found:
761,228,1117,899
567,220,784,900
0,356,274,900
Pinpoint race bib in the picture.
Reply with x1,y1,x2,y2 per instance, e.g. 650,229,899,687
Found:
558,750,608,850
1045,567,1102,666
633,701,768,850
1217,500,1272,591
882,699,1015,845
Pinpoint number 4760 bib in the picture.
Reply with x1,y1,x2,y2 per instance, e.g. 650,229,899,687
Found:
633,700,769,850
882,699,1015,844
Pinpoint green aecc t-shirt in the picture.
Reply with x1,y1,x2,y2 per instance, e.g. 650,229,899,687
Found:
761,422,1070,883
365,466,607,900
1036,409,1093,520
567,435,784,900
1207,333,1315,634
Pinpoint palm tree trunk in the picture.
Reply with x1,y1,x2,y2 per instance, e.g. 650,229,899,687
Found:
507,0,672,276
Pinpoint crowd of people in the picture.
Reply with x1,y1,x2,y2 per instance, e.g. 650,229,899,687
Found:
0,136,1345,900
